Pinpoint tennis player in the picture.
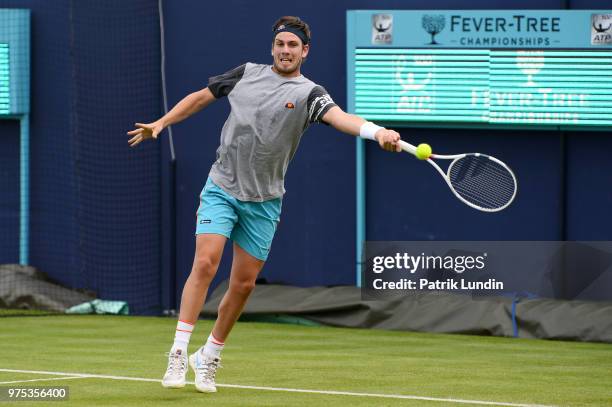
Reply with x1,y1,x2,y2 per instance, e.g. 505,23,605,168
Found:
128,16,400,393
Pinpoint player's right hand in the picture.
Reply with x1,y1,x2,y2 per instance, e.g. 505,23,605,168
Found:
375,128,401,152
127,121,164,147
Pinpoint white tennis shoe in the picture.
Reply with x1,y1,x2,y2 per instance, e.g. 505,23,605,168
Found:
189,347,221,393
161,349,188,388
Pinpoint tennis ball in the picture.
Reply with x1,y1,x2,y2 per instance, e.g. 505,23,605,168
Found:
415,143,432,160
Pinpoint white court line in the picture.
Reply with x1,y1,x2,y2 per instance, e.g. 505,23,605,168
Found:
0,368,555,407
0,376,83,385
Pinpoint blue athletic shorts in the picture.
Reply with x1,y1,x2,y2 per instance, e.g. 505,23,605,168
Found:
195,177,282,261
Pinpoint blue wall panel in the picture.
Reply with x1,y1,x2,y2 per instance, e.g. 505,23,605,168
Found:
70,0,162,314
565,133,612,240
367,129,563,241
0,119,20,263
163,0,572,294
0,0,78,286
1,0,608,312
0,0,162,314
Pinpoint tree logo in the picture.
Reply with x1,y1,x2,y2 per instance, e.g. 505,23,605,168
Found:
422,15,446,45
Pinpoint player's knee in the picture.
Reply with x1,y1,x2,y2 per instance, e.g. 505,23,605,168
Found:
231,278,256,296
192,255,218,282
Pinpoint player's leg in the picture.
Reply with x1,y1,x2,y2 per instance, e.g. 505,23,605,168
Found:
163,178,237,389
189,243,264,393
212,242,265,340
162,233,226,389
178,233,227,325
191,196,280,393
210,196,280,343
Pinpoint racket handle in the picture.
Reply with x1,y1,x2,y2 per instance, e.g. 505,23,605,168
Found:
398,140,417,155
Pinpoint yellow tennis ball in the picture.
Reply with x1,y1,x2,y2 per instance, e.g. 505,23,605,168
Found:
415,143,432,160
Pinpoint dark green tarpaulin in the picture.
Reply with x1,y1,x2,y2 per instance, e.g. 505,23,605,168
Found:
202,281,612,343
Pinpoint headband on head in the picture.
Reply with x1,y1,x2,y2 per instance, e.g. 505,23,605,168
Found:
273,24,309,45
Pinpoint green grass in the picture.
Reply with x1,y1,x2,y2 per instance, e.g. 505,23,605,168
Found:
0,315,610,406
0,308,60,317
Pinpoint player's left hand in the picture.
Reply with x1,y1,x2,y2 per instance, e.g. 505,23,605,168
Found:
127,121,164,148
375,129,401,152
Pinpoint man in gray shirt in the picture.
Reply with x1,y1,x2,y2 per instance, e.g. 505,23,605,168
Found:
128,16,400,393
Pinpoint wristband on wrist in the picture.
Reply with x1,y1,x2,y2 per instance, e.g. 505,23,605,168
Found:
359,121,384,141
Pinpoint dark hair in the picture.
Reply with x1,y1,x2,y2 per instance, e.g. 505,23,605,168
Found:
272,16,311,45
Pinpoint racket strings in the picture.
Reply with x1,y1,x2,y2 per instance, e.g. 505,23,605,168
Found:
448,155,516,210
452,168,514,208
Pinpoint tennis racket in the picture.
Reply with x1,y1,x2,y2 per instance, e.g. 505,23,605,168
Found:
398,140,517,212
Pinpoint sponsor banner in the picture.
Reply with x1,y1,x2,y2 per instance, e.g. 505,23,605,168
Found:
349,10,612,48
362,241,612,301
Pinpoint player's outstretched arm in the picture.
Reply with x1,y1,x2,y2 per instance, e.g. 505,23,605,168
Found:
321,106,401,152
127,87,217,147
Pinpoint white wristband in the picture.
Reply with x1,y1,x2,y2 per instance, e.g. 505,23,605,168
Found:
359,122,383,141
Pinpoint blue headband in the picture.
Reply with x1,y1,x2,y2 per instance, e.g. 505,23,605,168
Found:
273,24,309,45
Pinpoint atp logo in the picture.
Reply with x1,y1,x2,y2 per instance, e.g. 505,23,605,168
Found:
422,14,446,45
592,14,612,44
372,14,393,44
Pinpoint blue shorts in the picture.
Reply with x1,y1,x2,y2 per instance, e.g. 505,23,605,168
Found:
195,178,282,261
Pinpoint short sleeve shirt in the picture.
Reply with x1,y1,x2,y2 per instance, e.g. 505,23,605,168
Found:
207,63,337,202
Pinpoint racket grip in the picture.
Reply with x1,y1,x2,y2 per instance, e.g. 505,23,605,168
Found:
398,140,417,155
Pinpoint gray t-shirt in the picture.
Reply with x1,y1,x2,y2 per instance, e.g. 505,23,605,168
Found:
207,63,337,202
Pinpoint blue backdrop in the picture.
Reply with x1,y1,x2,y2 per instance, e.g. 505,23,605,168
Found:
0,0,610,314
162,0,612,304
0,0,162,314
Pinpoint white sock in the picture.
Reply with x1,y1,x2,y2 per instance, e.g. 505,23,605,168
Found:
170,320,194,354
202,332,224,359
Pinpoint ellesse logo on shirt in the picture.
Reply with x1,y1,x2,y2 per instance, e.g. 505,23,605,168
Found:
285,102,295,109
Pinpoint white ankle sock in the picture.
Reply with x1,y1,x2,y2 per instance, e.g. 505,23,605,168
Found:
171,320,194,354
202,332,224,359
